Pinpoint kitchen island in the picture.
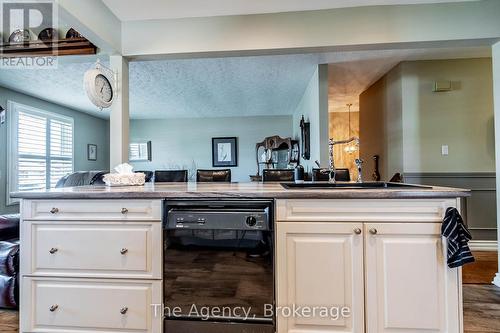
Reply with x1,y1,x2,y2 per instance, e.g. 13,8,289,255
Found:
12,182,470,333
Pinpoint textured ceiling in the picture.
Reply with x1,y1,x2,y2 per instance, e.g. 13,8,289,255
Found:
0,58,104,118
0,46,491,120
128,55,320,119
102,0,477,21
0,54,321,119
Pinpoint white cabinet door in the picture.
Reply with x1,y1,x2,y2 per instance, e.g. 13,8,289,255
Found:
276,222,364,333
364,223,461,333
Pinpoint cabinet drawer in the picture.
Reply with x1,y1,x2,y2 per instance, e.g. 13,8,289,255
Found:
22,199,162,221
21,277,162,333
276,199,457,222
21,220,162,279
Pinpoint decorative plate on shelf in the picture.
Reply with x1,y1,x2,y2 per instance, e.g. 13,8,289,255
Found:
8,29,31,43
38,28,58,41
66,28,84,39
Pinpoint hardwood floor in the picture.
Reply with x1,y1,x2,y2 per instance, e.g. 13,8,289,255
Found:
463,284,500,333
1,251,499,332
462,251,500,332
463,251,498,284
0,309,17,333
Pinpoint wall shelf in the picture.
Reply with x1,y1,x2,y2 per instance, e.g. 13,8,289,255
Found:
0,38,97,57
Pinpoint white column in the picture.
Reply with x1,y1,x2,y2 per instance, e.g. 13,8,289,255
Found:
492,42,500,287
109,55,130,168
318,64,330,167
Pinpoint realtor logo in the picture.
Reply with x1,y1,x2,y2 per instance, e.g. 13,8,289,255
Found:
1,0,58,69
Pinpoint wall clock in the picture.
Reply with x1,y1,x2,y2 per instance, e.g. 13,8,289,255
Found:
84,62,115,109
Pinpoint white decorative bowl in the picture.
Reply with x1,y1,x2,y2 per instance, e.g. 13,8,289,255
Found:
103,173,145,186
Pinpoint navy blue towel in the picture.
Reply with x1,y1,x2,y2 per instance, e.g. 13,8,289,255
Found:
442,207,475,268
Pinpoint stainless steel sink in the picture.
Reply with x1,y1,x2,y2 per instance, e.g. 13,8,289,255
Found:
281,182,432,190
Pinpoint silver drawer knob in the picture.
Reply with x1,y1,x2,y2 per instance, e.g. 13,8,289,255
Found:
354,228,362,235
120,248,128,255
369,228,378,235
49,247,58,254
50,207,59,214
120,307,128,315
49,304,59,312
121,208,128,214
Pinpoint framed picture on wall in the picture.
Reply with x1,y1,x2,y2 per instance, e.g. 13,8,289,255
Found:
129,141,152,161
87,144,97,161
212,137,238,167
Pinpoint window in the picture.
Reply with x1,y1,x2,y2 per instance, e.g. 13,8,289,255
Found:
7,101,74,203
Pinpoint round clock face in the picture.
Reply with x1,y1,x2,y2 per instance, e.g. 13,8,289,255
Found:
84,68,114,109
95,74,113,103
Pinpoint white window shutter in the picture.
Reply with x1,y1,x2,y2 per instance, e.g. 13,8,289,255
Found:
10,103,74,194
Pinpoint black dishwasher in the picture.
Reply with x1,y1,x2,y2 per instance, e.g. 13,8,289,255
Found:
163,199,274,333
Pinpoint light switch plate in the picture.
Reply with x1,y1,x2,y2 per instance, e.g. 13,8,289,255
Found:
441,145,449,156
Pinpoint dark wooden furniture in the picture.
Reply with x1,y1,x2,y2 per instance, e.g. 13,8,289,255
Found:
372,155,381,181
254,135,299,179
262,169,295,182
154,170,188,183
300,116,310,160
197,169,231,182
312,168,351,182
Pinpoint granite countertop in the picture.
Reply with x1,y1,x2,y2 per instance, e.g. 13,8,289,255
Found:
10,182,470,200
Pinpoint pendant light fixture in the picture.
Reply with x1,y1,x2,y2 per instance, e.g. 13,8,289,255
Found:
344,103,358,154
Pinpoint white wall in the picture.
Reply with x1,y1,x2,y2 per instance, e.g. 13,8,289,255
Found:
293,65,329,172
129,115,293,182
122,0,500,58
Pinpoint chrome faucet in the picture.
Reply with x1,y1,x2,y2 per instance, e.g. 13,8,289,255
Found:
328,137,361,184
355,158,363,183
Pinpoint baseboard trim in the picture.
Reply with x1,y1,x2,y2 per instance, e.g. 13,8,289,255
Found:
493,273,500,288
469,240,498,251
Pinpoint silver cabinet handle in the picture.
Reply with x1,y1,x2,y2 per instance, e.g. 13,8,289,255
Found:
120,248,128,255
369,228,378,235
354,228,362,235
120,307,128,315
50,207,59,214
49,247,58,254
49,304,59,312
121,208,128,214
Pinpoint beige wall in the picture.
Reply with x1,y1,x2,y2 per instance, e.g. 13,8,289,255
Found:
359,64,403,181
492,42,500,285
360,58,494,177
329,112,360,179
401,58,494,173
